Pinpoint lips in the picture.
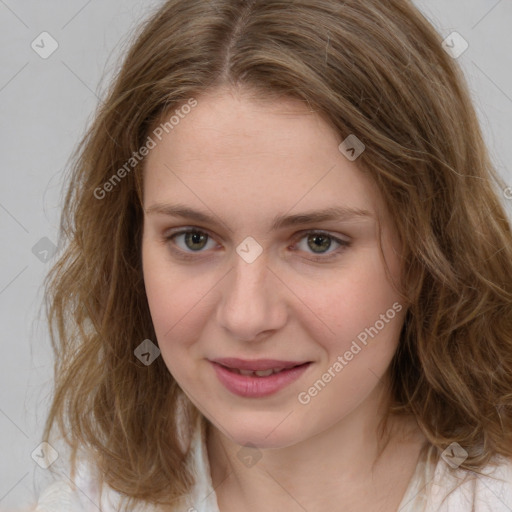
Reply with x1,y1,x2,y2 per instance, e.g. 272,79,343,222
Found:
210,359,313,398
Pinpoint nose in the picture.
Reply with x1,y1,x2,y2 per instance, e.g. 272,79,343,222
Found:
215,252,288,342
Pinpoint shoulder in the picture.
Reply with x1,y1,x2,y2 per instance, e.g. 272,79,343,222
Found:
32,457,187,512
33,459,113,512
33,413,208,512
33,479,86,512
427,452,512,511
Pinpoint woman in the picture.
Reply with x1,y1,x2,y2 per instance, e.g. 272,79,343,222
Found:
25,0,512,510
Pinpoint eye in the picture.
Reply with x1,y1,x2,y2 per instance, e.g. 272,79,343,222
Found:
164,228,217,258
292,231,350,261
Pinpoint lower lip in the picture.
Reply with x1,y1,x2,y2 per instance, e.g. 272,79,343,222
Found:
210,361,312,398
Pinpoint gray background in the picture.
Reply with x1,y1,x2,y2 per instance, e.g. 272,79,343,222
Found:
0,0,511,508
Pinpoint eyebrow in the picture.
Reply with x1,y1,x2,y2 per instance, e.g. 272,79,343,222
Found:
145,202,373,230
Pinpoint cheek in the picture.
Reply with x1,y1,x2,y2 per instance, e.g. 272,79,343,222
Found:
143,270,198,382
142,241,193,351
142,239,218,376
143,245,174,333
292,258,404,416
296,249,403,350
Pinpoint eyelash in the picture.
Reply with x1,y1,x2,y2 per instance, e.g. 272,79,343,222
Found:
162,228,351,262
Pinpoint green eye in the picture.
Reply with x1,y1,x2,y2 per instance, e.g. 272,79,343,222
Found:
293,231,350,260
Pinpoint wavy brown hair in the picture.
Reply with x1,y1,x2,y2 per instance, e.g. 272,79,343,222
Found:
42,0,512,509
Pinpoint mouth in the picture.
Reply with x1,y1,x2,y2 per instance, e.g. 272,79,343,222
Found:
210,357,311,373
209,358,313,398
216,362,310,377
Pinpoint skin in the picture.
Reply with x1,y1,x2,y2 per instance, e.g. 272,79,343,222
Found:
141,86,426,511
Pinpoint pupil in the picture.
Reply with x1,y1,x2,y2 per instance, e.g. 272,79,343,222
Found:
186,232,207,250
308,234,330,253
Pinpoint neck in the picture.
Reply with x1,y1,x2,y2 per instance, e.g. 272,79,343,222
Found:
205,381,426,511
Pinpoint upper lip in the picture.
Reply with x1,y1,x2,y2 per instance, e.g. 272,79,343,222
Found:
210,358,310,371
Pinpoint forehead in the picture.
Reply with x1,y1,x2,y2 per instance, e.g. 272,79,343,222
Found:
142,88,386,225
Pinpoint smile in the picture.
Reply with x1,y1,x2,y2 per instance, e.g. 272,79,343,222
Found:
210,361,312,398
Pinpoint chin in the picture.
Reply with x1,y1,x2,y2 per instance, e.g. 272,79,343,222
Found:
216,413,306,450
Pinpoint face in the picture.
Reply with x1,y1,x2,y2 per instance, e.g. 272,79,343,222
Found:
141,87,406,449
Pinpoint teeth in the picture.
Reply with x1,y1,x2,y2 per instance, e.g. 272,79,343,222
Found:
233,367,286,377
254,369,275,377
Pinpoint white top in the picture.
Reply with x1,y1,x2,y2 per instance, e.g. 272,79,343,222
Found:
32,415,512,511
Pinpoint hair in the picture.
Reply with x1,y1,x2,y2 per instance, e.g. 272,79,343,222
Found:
42,0,512,509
